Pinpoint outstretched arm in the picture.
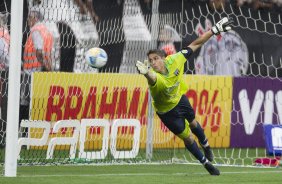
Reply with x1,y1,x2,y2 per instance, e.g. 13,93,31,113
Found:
188,17,233,52
144,71,157,86
188,30,213,52
136,61,156,86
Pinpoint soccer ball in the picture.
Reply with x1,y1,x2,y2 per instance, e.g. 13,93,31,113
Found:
85,47,108,68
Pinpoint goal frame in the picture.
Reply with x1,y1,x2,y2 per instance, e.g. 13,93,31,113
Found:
4,0,23,177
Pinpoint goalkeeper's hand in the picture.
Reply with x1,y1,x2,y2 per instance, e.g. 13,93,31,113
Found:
136,60,149,75
211,17,233,35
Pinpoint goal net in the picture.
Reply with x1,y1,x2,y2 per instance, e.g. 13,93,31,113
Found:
1,0,282,168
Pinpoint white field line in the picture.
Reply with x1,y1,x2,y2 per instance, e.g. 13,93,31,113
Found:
15,170,282,177
14,162,281,169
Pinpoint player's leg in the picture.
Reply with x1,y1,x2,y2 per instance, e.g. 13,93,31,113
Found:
157,112,220,175
178,120,206,164
157,111,207,163
179,121,220,176
190,119,214,162
178,95,214,162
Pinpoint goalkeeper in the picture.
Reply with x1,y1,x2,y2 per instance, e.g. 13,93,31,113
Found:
136,17,233,175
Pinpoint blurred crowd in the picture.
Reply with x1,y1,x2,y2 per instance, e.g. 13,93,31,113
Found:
205,0,282,11
236,0,282,8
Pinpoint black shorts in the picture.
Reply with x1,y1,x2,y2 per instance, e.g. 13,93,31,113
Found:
157,95,195,135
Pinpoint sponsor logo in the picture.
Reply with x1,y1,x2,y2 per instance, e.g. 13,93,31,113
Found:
181,49,188,54
18,119,141,160
239,90,282,135
272,127,282,151
174,69,179,76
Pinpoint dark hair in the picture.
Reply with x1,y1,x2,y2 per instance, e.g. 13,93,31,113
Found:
147,49,167,58
29,10,43,22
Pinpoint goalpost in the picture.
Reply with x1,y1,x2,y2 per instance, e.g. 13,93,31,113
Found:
4,0,23,177
1,0,282,176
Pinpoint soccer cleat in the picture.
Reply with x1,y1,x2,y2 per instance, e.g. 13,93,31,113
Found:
201,145,214,162
204,162,220,176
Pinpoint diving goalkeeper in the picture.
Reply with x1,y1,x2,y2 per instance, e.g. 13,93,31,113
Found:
136,17,233,175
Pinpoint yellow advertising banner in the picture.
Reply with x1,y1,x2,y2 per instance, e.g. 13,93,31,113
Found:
184,75,233,148
30,72,232,149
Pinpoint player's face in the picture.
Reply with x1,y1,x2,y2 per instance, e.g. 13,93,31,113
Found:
148,53,165,73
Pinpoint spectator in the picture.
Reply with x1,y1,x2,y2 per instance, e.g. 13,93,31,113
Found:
158,24,181,56
0,12,9,71
28,0,100,73
236,0,273,9
23,10,53,72
20,9,54,125
209,0,226,11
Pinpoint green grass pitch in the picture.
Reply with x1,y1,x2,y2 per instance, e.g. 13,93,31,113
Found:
1,164,282,184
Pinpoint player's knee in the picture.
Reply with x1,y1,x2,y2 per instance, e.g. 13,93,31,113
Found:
189,119,197,129
183,135,194,145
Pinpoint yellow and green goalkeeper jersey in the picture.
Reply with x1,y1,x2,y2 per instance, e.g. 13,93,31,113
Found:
149,49,192,113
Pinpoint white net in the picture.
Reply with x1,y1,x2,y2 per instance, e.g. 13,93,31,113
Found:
0,0,9,156
1,0,282,168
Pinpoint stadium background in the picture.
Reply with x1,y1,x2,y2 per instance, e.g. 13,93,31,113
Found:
1,0,281,75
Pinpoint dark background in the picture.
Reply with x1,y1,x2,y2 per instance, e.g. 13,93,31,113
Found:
1,0,281,76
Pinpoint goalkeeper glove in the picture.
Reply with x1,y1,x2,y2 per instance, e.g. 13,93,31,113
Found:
211,17,233,35
136,60,149,75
